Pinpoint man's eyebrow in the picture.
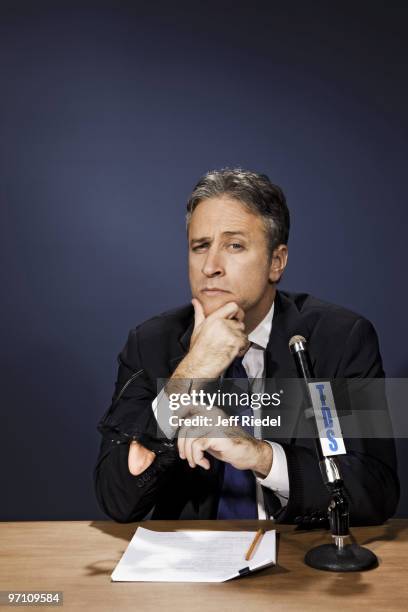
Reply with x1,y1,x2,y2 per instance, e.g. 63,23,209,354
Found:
190,231,248,245
190,236,211,245
222,231,248,237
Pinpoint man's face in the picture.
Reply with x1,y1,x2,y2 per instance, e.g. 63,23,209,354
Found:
188,196,276,318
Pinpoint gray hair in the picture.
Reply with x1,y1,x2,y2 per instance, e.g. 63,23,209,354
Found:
186,168,290,256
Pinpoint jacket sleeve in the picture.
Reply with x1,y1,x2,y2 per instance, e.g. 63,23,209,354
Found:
93,328,178,523
271,317,400,526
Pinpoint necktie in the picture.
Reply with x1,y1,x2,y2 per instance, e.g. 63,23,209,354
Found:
216,356,258,519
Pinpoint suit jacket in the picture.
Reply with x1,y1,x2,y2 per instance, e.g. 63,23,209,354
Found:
94,290,400,524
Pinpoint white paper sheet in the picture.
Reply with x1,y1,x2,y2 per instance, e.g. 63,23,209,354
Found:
111,528,276,583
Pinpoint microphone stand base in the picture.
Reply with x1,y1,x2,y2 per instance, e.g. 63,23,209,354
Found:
304,543,378,572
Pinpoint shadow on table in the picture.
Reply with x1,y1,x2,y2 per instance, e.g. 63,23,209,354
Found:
89,519,136,542
85,521,137,577
85,559,118,577
269,521,405,597
322,522,406,597
358,519,408,547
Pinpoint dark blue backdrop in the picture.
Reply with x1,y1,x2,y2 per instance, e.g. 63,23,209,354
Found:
1,0,407,520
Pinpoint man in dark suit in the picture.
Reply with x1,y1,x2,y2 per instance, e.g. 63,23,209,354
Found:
94,169,399,524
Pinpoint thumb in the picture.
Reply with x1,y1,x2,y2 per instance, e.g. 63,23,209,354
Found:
128,441,155,476
191,298,206,329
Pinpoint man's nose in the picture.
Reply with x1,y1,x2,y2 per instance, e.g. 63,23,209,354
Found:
201,248,225,277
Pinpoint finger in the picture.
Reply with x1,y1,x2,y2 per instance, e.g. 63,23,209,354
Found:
228,325,249,343
128,441,155,476
224,324,249,351
182,425,210,467
225,319,245,331
177,426,188,460
230,306,245,323
219,302,245,323
191,298,206,330
238,339,251,357
178,424,197,466
206,301,242,322
178,422,209,462
183,433,196,468
191,438,211,470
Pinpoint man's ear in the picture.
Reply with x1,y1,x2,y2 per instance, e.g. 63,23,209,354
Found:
268,244,288,283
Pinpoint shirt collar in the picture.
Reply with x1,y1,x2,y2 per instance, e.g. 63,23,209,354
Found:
247,301,274,350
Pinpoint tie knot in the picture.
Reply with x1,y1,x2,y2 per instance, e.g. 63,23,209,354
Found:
225,356,247,380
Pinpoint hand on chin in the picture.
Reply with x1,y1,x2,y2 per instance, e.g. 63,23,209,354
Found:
200,294,237,316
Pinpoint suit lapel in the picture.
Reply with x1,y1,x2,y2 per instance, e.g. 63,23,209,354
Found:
179,318,194,354
263,291,307,444
266,291,306,377
167,317,194,373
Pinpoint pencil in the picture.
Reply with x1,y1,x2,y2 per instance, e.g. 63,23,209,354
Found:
245,528,265,561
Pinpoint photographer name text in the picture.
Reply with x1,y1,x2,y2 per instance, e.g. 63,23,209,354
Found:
169,414,281,428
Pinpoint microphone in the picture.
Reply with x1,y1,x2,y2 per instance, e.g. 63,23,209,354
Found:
289,335,346,465
289,335,313,378
288,334,378,572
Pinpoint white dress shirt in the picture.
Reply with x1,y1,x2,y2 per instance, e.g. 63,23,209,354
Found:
152,300,290,518
242,302,289,517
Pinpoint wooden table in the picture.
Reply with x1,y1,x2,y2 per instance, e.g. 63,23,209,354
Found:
0,520,407,611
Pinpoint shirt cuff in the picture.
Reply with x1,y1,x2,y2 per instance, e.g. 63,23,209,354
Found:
152,388,178,440
255,441,290,507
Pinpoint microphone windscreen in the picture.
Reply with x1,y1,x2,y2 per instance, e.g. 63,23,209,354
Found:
288,334,307,349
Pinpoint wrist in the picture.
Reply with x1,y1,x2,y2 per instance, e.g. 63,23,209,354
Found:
173,350,221,381
163,356,216,404
252,440,273,478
